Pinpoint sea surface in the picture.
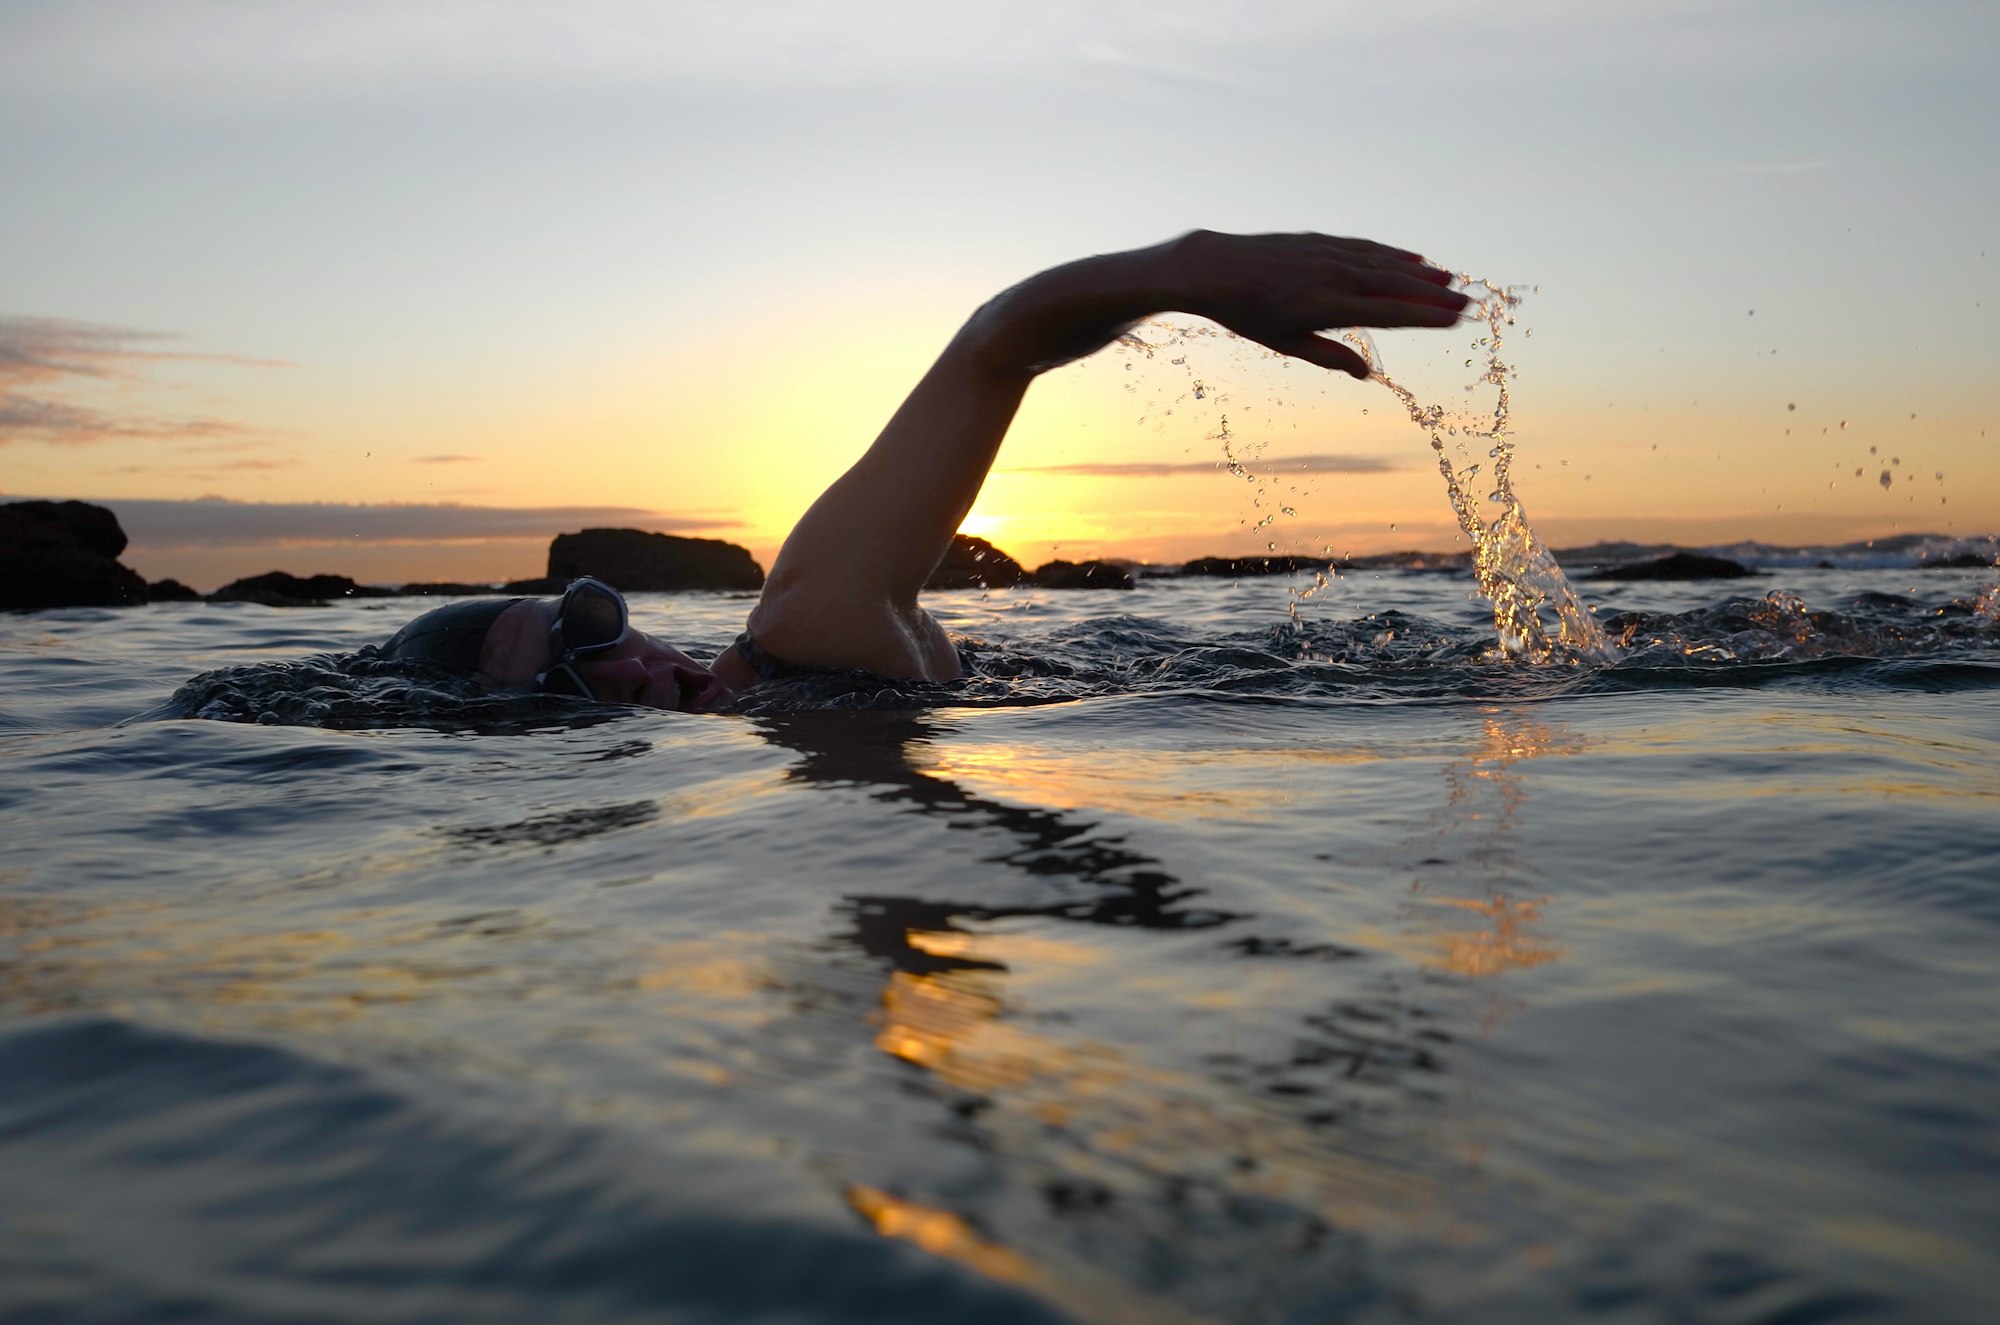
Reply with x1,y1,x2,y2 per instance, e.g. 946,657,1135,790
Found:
4,554,1999,1324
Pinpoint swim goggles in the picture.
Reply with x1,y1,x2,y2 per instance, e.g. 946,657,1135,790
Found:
534,577,630,700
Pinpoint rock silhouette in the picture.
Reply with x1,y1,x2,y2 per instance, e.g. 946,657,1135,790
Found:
1179,555,1331,578
925,535,1027,589
1592,553,1756,581
1032,559,1134,590
210,572,397,606
0,500,151,610
547,529,764,591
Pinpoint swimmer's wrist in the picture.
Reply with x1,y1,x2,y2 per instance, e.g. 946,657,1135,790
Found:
962,237,1198,377
1153,229,1235,324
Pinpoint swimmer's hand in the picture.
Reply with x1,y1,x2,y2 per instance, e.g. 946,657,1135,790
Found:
1167,230,1466,378
966,229,1466,379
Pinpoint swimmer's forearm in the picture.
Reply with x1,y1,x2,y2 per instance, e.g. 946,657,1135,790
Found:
964,230,1465,380
960,236,1193,378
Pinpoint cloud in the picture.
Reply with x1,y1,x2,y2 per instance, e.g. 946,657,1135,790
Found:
0,315,285,446
413,454,479,464
39,496,744,549
1011,452,1405,478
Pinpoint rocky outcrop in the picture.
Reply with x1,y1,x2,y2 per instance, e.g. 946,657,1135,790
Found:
1344,550,1470,572
547,529,764,592
0,500,150,610
146,578,201,602
209,571,398,606
925,535,1027,590
1592,553,1756,581
1180,555,1332,578
1032,559,1134,590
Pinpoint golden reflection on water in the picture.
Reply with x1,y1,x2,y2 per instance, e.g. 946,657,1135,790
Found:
846,1184,1037,1284
863,918,1442,1207
918,741,1388,822
1364,711,1584,983
1424,894,1565,979
0,892,577,1039
845,1182,1212,1325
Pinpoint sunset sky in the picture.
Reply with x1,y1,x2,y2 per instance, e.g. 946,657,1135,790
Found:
4,0,1995,589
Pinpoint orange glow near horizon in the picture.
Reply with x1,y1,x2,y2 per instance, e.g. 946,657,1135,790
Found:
18,305,1997,591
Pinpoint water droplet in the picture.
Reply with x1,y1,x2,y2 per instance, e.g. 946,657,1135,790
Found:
1787,402,1797,411
1389,523,1397,531
1879,469,1893,490
1840,420,1849,429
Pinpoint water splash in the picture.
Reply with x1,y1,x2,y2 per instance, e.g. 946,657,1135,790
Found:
1347,281,1614,664
1977,578,2000,621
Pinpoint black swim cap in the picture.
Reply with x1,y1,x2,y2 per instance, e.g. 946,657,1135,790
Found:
379,598,529,676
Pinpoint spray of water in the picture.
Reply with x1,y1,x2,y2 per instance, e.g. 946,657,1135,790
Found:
1347,281,1615,664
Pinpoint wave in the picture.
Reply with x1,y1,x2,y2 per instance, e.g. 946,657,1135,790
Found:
0,1017,1077,1325
1328,533,2000,574
147,583,2000,729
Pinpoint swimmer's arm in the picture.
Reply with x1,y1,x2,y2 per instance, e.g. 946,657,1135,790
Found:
743,232,1465,677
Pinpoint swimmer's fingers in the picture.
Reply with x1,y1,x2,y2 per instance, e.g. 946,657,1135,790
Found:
1343,265,1469,310
1314,234,1448,275
1262,332,1372,380
1308,234,1459,288
1317,293,1466,329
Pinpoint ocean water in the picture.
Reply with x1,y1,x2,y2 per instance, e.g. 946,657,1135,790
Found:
4,560,1999,1324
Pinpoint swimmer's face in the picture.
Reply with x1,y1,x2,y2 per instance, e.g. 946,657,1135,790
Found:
476,600,735,712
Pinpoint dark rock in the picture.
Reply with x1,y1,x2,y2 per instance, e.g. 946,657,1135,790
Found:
1032,559,1134,590
500,577,565,595
1592,552,1756,581
1552,541,1674,569
926,534,1028,590
547,529,764,592
1923,553,1992,569
146,578,201,602
1344,550,1471,572
1180,555,1332,578
398,581,500,596
0,500,151,610
209,571,397,606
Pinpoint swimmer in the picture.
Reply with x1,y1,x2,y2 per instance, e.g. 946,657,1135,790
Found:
380,230,1469,709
